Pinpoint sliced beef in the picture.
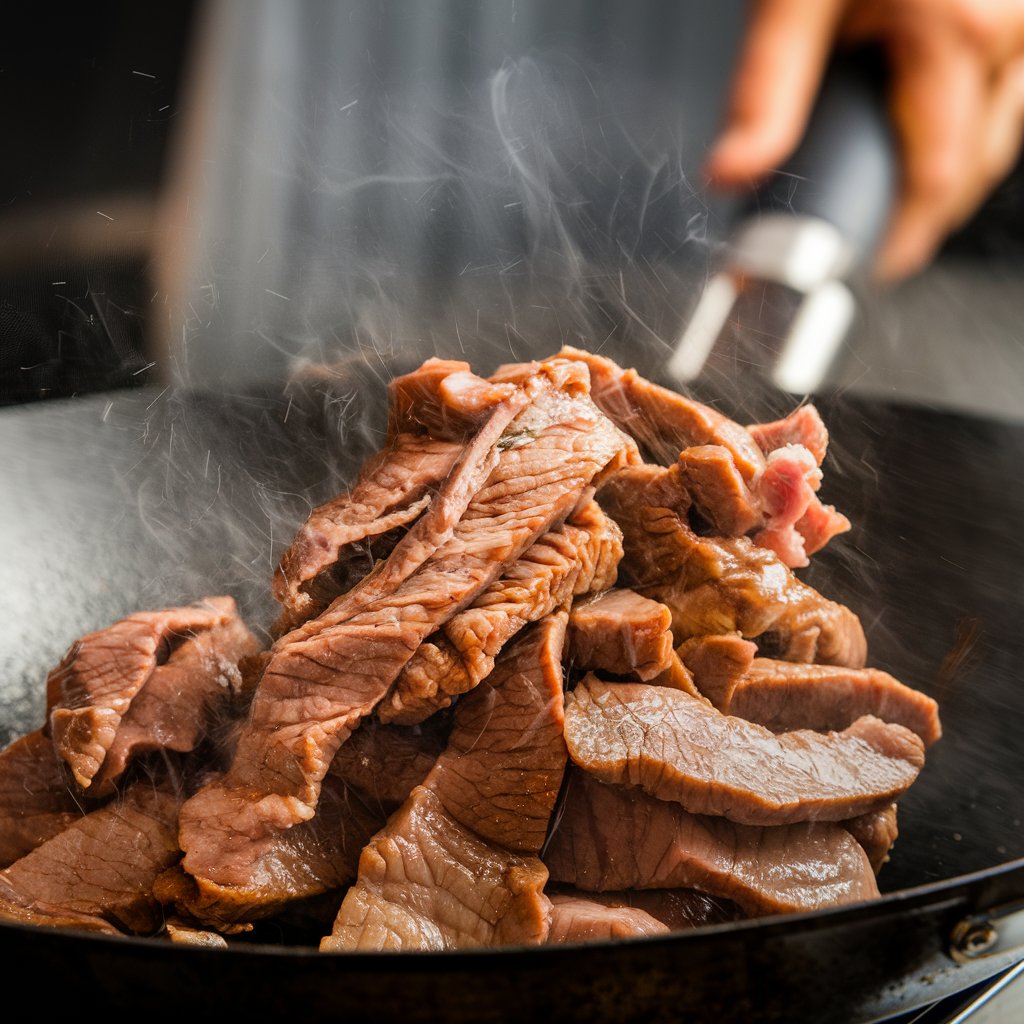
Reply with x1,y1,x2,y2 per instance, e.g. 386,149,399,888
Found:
426,611,569,853
564,676,925,825
272,433,463,631
795,497,855,558
162,774,384,932
678,634,758,706
388,359,520,440
327,719,446,813
91,603,260,795
647,651,704,698
179,376,628,896
0,730,85,868
616,888,743,930
568,589,673,681
844,804,899,874
0,783,182,935
559,346,765,478
547,887,742,933
599,477,867,666
543,771,879,916
546,893,668,942
711,659,942,746
676,445,761,536
322,613,569,950
47,598,245,792
320,786,550,951
379,500,621,725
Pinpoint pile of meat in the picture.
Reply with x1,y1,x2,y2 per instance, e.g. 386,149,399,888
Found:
0,349,941,949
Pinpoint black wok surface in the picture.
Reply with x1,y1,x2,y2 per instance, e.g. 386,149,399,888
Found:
1,364,1023,1022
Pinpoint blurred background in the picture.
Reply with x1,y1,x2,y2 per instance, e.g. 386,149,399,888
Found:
1,0,1023,418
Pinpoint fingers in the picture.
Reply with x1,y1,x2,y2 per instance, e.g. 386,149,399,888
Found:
873,26,987,280
705,0,849,185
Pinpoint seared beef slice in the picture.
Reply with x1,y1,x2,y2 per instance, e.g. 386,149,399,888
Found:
568,589,673,681
322,612,569,950
380,498,621,724
180,365,630,900
0,783,182,934
545,771,878,915
0,730,84,867
707,659,942,746
564,676,924,824
599,469,866,666
46,597,258,794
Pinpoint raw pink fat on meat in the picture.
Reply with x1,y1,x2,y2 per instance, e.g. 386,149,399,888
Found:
322,613,569,951
46,598,245,792
543,771,879,916
748,405,830,466
178,373,630,899
564,676,925,825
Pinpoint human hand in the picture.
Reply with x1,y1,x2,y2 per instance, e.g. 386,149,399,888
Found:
706,0,1024,281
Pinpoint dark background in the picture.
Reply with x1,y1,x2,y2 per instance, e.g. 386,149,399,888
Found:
2,0,1024,407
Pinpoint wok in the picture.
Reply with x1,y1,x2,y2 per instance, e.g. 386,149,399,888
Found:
2,349,1024,1023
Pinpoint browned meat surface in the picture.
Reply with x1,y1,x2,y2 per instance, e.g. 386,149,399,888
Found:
323,613,569,950
544,772,879,916
560,346,765,478
0,783,182,935
427,611,569,853
845,804,899,873
547,886,742,934
568,589,673,681
272,432,463,631
716,659,942,746
678,633,758,706
546,893,667,942
327,720,446,813
676,445,761,536
91,603,260,795
280,381,534,641
388,359,520,440
47,598,245,792
564,676,925,825
164,774,383,932
179,371,628,899
379,500,621,724
321,786,550,951
647,651,704,698
0,730,84,868
599,477,867,666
